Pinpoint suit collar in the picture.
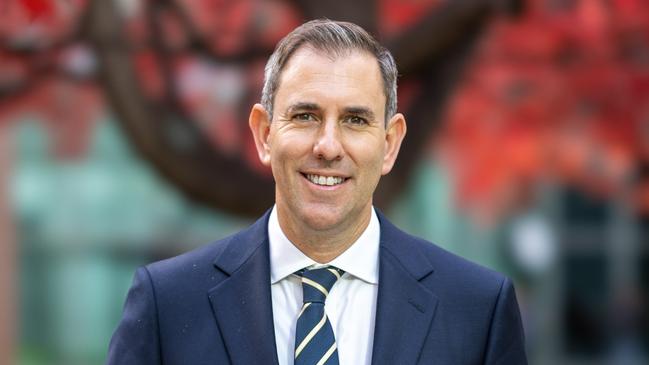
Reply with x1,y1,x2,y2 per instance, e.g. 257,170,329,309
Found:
376,210,435,280
208,210,280,365
371,210,439,365
211,209,270,275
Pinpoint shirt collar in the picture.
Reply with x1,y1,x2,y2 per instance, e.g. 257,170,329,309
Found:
268,206,380,285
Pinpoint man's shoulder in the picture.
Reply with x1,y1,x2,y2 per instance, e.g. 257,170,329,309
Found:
142,211,270,289
378,213,508,295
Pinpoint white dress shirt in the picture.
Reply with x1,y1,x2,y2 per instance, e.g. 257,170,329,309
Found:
269,206,380,365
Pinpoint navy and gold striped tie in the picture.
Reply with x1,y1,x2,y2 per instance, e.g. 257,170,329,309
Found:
294,266,344,365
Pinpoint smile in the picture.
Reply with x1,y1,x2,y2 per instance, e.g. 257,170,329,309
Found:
304,173,346,186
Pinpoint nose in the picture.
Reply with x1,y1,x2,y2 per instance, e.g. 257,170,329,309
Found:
312,120,344,161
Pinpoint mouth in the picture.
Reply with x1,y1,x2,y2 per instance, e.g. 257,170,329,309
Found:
302,173,348,187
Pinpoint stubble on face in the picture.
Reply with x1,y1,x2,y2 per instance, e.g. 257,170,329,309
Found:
265,47,391,262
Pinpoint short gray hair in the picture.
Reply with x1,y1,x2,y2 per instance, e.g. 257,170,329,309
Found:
261,19,398,123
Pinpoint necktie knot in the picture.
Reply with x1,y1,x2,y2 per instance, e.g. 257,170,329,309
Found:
299,266,344,304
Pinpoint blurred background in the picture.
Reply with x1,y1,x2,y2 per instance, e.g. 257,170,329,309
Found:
1,0,648,364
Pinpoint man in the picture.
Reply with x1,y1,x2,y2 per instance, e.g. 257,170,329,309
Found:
107,20,527,365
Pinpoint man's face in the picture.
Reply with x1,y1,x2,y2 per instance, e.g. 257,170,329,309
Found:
250,47,406,237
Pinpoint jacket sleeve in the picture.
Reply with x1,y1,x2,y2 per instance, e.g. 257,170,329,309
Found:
106,267,162,365
483,277,528,365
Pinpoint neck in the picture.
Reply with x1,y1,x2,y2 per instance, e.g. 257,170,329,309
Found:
276,206,372,263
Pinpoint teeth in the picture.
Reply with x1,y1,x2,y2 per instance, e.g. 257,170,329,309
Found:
306,174,344,186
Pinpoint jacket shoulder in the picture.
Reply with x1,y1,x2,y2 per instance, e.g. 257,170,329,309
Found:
144,210,269,291
379,213,508,297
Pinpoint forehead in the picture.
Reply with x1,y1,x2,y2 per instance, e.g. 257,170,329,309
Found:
274,46,385,114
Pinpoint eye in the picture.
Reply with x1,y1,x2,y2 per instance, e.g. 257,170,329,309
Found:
293,113,316,122
344,115,369,126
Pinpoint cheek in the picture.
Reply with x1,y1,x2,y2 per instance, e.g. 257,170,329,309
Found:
345,135,386,167
269,136,311,171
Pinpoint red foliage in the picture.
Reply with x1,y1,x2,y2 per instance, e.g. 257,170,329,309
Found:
20,0,55,20
379,0,441,37
0,0,96,157
440,0,649,219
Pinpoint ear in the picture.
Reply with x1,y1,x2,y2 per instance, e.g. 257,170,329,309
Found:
248,103,272,166
381,113,407,175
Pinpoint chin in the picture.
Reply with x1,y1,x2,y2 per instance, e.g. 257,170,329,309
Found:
298,206,346,232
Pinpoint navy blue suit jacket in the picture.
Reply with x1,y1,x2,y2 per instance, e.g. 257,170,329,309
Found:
107,210,527,364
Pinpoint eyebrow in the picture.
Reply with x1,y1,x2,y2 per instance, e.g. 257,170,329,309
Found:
286,102,321,114
342,106,376,121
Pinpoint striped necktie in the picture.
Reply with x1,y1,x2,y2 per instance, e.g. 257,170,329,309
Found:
294,266,344,365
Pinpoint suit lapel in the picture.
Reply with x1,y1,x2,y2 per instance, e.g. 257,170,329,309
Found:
204,210,438,364
371,212,439,365
207,212,279,365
